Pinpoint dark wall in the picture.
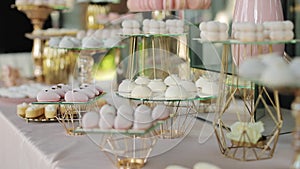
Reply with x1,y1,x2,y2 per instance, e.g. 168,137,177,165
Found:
0,0,51,53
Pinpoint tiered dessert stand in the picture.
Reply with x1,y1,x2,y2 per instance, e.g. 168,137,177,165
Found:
13,4,70,82
69,13,216,168
75,121,162,168
31,93,106,136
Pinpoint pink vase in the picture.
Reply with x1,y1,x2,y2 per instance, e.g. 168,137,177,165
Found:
232,0,284,65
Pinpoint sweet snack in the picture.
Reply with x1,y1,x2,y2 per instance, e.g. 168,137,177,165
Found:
48,37,61,47
114,116,133,130
289,57,300,79
80,84,100,96
193,162,221,169
135,76,150,85
25,105,45,118
131,85,152,98
118,79,136,94
164,74,181,86
165,85,188,99
152,104,170,120
116,104,134,119
103,37,121,48
231,22,264,42
261,64,296,87
226,121,264,144
44,104,58,119
98,104,116,129
37,89,61,102
58,36,75,48
261,56,287,69
238,57,266,80
122,19,141,34
263,20,294,41
148,79,167,93
82,37,103,48
76,30,86,39
75,87,95,99
179,80,197,92
114,104,134,130
64,90,89,102
133,104,153,130
99,114,115,129
165,165,189,169
199,21,229,41
99,104,117,117
17,102,30,117
50,86,65,98
82,111,99,129
56,83,72,93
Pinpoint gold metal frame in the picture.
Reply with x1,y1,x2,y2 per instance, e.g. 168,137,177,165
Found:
96,132,157,169
214,44,283,161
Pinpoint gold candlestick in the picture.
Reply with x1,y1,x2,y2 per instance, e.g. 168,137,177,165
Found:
14,5,53,82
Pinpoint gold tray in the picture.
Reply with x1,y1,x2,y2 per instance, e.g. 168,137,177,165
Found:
18,114,57,122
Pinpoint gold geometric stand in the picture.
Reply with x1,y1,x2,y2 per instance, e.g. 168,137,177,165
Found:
214,44,282,161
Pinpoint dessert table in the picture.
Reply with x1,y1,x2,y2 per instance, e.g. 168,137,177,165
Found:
0,88,294,169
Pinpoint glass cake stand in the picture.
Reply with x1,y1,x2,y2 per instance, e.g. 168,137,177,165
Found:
115,92,216,139
75,121,163,169
32,92,106,136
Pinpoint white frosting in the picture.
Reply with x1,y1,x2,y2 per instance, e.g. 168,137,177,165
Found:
82,37,103,48
99,104,116,116
114,115,133,129
165,86,188,99
133,104,152,130
131,85,152,98
193,162,221,169
148,79,167,93
289,57,300,79
49,37,61,47
58,37,74,48
261,65,296,87
118,79,136,93
117,104,134,121
135,76,150,85
152,104,170,120
99,114,115,129
238,58,266,80
179,80,197,92
260,53,288,67
164,74,181,86
82,112,99,129
165,165,189,169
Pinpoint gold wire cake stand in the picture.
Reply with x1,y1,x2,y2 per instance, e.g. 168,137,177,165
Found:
192,39,285,161
75,123,160,169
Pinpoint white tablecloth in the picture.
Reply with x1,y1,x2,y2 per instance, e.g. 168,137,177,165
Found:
0,97,294,169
